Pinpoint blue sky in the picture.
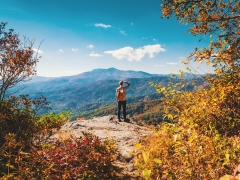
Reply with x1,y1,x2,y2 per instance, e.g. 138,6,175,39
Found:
0,0,213,77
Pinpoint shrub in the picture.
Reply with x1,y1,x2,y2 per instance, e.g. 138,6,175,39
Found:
133,0,240,178
0,101,117,179
0,95,70,179
1,133,117,179
134,123,240,180
41,133,117,179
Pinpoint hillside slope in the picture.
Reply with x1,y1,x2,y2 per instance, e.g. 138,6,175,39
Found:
73,99,165,125
14,68,204,114
36,77,169,112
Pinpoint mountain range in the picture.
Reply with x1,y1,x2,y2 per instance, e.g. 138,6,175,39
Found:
14,68,200,114
17,68,169,94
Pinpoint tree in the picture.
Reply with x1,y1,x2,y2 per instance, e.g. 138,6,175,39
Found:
160,0,239,78
159,0,239,134
134,1,240,179
0,22,39,100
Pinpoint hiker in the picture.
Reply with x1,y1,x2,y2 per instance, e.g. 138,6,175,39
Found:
116,80,130,122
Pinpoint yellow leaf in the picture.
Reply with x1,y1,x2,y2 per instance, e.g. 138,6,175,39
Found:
168,114,173,120
219,175,231,180
216,68,222,74
206,61,211,66
225,153,230,162
153,158,162,164
135,143,142,150
235,174,240,180
142,151,149,164
174,134,178,142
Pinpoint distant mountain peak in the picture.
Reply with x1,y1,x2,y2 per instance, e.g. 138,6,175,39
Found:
107,67,118,70
26,68,166,85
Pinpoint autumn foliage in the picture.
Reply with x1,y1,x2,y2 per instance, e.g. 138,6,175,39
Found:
134,1,240,179
0,22,38,100
0,23,118,179
40,133,117,179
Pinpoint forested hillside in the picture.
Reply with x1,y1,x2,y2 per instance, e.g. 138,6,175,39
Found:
72,99,164,124
71,75,206,121
18,77,170,112
18,74,204,114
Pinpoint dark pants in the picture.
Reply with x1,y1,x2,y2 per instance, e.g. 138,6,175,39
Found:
118,100,126,120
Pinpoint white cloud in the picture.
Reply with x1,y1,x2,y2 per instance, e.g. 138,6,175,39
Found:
120,30,127,36
32,48,43,54
89,51,102,57
72,48,78,52
153,38,157,41
59,49,64,52
104,44,166,61
87,44,94,49
166,62,178,65
154,64,163,67
131,22,134,25
94,23,112,28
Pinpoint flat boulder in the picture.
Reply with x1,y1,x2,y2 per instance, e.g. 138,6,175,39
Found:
51,115,152,163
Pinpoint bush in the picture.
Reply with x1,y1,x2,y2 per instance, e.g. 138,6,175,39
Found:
0,96,117,179
133,0,240,177
0,133,117,179
134,122,240,179
40,133,117,179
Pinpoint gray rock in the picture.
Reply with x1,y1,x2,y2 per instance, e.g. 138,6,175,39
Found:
121,150,133,162
52,115,152,163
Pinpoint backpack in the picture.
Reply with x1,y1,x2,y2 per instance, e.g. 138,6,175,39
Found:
117,87,125,101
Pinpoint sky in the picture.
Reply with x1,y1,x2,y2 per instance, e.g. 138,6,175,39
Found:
0,0,213,77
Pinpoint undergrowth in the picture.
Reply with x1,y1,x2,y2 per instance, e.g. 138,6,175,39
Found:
0,96,118,180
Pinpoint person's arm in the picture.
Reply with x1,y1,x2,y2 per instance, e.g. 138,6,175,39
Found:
124,81,130,90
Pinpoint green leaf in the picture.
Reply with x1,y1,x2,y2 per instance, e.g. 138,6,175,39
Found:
142,170,151,180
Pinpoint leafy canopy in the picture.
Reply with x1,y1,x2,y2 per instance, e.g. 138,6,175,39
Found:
0,22,39,100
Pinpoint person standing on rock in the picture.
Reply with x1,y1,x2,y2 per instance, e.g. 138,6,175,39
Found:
116,80,130,122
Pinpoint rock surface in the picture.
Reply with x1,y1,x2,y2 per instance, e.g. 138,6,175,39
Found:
51,115,152,179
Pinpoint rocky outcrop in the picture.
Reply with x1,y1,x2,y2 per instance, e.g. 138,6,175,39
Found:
52,115,152,162
51,115,152,179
